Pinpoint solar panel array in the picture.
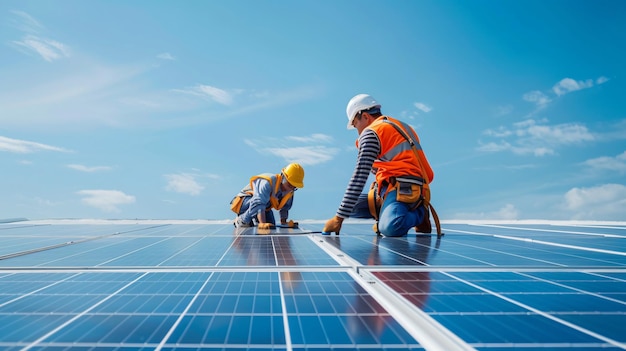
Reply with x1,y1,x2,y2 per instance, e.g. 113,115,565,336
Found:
0,220,625,350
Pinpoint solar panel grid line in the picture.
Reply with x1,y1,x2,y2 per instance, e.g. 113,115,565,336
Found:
441,271,626,349
2,221,625,350
515,271,626,308
446,238,570,267
489,234,626,257
353,266,626,273
155,236,207,267
464,342,618,349
95,236,176,267
0,241,75,261
0,272,80,310
1,266,358,274
440,228,626,267
307,234,475,350
154,272,216,351
20,272,150,351
0,227,137,262
307,235,361,268
421,240,497,267
270,237,280,267
353,269,476,351
277,270,294,351
473,224,626,238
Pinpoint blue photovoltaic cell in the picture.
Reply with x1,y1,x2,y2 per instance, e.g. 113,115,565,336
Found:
0,221,624,350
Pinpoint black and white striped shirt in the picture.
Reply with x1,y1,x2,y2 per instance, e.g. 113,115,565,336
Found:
336,129,381,218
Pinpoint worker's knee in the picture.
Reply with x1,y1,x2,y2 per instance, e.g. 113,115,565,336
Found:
377,217,408,237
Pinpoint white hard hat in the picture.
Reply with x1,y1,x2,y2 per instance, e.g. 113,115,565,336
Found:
345,94,381,129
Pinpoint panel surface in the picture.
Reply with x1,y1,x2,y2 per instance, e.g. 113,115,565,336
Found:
1,220,624,350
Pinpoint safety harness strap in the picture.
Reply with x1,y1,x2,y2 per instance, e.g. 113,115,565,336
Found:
249,174,293,211
367,182,380,220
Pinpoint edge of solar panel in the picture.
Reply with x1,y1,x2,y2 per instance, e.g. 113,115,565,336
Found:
1,218,625,351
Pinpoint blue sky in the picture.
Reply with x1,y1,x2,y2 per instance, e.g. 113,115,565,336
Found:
1,1,625,221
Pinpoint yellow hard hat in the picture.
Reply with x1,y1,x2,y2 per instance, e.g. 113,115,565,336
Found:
282,163,304,188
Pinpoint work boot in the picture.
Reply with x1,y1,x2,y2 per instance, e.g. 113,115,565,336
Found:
415,216,433,234
415,208,432,233
234,216,252,228
372,222,382,236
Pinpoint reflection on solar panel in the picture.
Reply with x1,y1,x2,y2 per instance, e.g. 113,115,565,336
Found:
1,220,625,350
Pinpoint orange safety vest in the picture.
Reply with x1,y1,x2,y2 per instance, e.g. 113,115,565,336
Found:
246,173,293,210
361,116,443,237
362,116,434,187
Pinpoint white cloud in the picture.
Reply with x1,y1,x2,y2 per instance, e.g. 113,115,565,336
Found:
516,120,594,143
522,76,607,112
483,126,513,138
173,84,234,105
563,184,626,220
453,204,519,220
9,11,70,62
414,102,432,113
67,164,113,172
478,119,594,156
552,78,594,96
523,90,551,107
476,141,512,153
247,134,339,166
0,62,151,128
13,35,71,62
165,173,205,196
582,151,626,173
0,136,70,153
77,190,135,212
286,134,333,143
493,105,514,117
596,76,610,85
265,146,339,166
157,52,176,60
10,10,44,33
494,204,519,219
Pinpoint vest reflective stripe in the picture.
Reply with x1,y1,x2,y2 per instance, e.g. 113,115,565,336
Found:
380,140,417,161
248,174,293,210
365,116,434,186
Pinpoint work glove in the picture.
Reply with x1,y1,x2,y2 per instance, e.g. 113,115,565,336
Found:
322,216,343,235
234,216,252,228
258,222,275,230
280,218,298,228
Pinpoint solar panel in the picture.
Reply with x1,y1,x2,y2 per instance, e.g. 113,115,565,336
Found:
0,219,624,350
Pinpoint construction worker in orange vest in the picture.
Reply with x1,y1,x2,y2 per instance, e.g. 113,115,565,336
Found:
323,94,435,237
231,163,304,230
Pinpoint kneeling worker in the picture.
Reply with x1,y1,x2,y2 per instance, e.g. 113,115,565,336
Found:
231,163,304,230
323,94,436,237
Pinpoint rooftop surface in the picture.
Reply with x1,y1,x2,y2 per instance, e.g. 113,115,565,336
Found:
1,219,625,350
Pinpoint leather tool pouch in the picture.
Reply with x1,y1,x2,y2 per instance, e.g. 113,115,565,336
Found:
230,196,244,214
394,176,426,209
396,182,422,204
368,182,382,220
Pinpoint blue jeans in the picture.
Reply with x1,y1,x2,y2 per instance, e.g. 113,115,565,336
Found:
377,189,425,237
238,197,276,225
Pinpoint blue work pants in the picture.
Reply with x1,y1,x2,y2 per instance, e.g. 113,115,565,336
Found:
377,189,425,237
238,197,276,225
350,190,426,237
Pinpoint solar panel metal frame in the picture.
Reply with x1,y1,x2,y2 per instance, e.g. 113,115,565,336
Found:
1,219,625,350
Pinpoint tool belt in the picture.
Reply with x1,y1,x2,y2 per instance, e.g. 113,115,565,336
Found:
229,195,278,214
367,176,441,237
393,176,427,209
230,196,245,214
